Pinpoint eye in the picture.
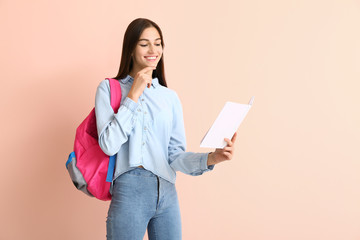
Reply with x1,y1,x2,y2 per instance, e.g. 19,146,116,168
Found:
139,43,162,47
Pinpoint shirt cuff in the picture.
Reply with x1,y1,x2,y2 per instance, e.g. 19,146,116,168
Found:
200,152,215,172
122,96,140,112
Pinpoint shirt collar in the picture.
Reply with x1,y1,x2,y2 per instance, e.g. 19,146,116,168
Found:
120,74,159,89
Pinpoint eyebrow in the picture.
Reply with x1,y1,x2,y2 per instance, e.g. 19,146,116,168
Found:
138,38,161,42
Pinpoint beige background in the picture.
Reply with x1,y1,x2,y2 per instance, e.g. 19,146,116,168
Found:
1,0,359,239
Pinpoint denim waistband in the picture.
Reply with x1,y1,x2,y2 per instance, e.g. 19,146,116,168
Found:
124,167,158,178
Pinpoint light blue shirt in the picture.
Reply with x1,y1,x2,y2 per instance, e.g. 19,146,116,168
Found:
95,74,215,192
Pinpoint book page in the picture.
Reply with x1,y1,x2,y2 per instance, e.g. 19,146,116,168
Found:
200,96,254,148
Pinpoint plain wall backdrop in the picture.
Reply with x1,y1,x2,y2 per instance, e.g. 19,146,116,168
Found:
1,0,359,239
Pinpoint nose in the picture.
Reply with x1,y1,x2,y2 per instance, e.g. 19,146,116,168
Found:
148,44,155,53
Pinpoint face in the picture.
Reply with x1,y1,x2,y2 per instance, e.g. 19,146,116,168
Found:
131,27,163,70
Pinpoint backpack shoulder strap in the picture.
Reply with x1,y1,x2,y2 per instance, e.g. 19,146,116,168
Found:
104,78,121,182
106,78,122,114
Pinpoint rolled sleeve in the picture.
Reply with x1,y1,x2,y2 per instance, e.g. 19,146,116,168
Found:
200,152,215,172
121,96,139,112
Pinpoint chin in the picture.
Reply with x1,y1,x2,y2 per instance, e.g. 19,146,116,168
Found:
146,63,157,68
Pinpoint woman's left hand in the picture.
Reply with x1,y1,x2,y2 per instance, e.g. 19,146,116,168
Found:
207,132,237,166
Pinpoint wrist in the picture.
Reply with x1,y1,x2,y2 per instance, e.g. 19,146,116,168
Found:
207,152,215,166
127,92,139,103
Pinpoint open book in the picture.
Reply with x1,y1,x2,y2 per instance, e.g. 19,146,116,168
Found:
200,96,254,148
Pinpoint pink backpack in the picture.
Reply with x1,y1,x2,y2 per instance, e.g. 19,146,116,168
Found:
66,78,121,201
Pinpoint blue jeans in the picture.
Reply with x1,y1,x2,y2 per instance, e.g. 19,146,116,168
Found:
106,167,182,240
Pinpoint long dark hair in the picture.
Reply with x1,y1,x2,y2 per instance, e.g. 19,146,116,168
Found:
112,18,167,88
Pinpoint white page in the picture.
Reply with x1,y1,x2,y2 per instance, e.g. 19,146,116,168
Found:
200,96,254,148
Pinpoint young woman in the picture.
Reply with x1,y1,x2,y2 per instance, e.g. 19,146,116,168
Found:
95,18,237,240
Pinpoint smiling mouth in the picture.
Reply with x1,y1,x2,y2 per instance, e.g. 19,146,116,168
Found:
145,56,157,61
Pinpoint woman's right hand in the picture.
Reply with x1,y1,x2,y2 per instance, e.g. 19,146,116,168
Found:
127,66,157,102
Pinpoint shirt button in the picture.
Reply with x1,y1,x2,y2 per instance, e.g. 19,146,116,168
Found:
144,127,147,130
144,111,147,114
142,142,145,145
142,99,145,101
137,109,141,112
